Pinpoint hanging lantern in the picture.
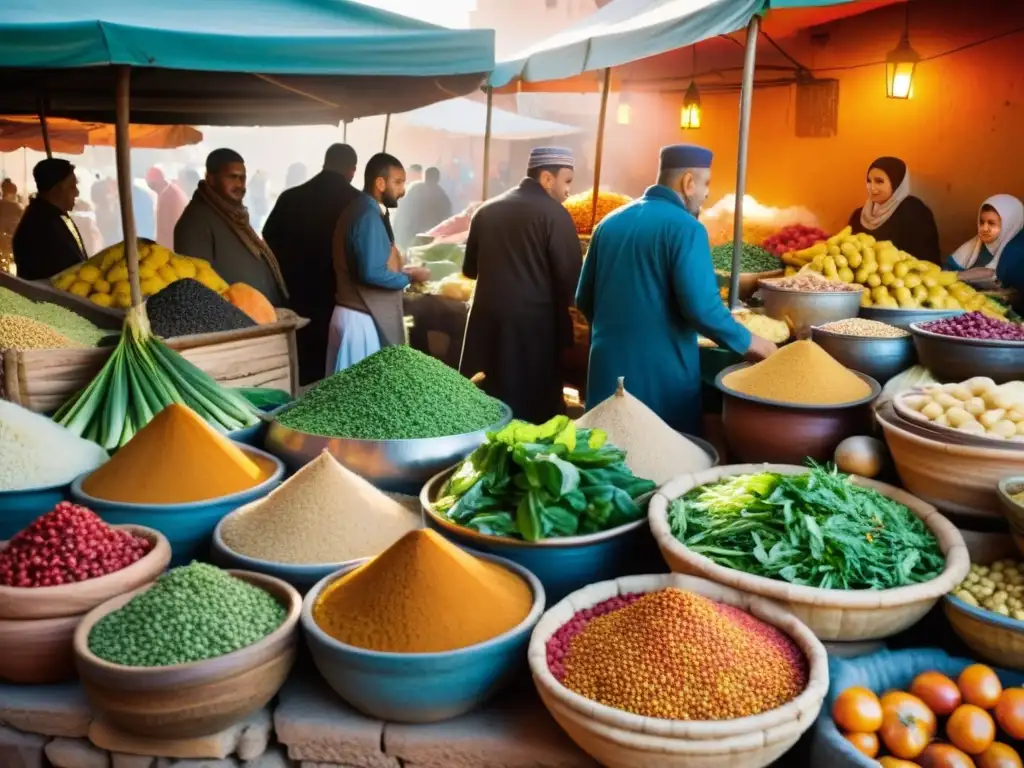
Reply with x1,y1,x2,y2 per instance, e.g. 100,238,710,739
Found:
680,80,702,130
617,93,631,125
886,32,919,99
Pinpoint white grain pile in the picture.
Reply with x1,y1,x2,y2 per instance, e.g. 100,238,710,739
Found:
576,379,711,485
0,401,109,491
220,451,421,564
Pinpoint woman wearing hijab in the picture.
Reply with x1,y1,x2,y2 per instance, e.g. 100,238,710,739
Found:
848,157,941,263
945,194,1024,311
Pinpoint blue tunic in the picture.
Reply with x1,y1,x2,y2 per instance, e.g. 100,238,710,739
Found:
576,185,752,435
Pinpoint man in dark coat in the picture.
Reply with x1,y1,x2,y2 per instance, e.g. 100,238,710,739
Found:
394,167,452,250
263,144,362,385
459,147,582,424
13,159,88,281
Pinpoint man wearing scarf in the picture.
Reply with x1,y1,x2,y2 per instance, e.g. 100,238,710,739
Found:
12,158,87,280
174,149,288,306
577,145,776,436
458,147,582,424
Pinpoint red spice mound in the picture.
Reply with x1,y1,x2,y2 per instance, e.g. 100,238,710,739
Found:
547,588,808,721
0,502,152,587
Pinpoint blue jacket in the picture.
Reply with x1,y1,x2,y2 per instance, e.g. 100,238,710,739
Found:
576,185,752,435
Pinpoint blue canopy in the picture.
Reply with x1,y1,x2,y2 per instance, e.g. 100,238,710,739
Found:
0,0,496,125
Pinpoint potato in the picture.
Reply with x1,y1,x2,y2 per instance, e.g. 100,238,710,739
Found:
959,419,986,435
946,407,974,428
944,384,972,402
934,413,950,427
902,394,931,411
935,393,962,410
964,397,988,416
965,376,996,395
989,420,1017,439
921,401,944,420
980,408,1007,428
1008,409,1024,423
1019,421,1024,435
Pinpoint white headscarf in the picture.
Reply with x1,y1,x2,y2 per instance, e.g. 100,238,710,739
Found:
950,194,1024,270
860,168,911,231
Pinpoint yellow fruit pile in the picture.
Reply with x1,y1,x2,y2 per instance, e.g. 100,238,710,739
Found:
564,189,632,235
51,240,229,309
782,226,1009,317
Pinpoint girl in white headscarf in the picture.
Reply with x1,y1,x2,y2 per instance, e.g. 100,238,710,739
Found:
946,195,1024,312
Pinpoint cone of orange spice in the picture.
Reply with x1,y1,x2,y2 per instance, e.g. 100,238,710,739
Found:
547,588,808,720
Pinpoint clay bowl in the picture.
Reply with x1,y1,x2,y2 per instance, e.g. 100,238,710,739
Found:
715,363,880,464
74,570,300,739
877,403,1024,519
649,464,970,642
0,525,171,620
997,476,1024,535
0,612,83,684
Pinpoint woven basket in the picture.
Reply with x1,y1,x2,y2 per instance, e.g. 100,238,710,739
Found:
648,464,970,642
528,573,829,768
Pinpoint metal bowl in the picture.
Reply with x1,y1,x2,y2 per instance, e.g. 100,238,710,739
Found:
265,404,513,493
859,305,964,331
759,282,863,338
909,322,1024,384
810,326,916,385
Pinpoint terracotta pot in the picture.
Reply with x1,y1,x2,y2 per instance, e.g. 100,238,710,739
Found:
0,612,82,684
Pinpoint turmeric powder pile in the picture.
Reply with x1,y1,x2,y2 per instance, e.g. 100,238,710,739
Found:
721,340,872,406
313,529,533,653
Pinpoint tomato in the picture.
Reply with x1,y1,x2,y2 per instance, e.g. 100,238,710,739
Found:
880,691,937,759
948,704,996,755
918,743,979,768
959,665,1003,709
995,688,1024,740
913,671,964,716
879,759,924,768
977,742,1024,768
833,686,883,733
843,731,879,758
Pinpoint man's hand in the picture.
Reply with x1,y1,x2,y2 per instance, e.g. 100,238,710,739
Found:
745,335,777,362
402,265,431,284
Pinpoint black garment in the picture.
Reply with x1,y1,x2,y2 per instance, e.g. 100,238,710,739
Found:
848,195,941,264
458,178,582,424
394,181,453,249
12,198,87,281
262,170,361,385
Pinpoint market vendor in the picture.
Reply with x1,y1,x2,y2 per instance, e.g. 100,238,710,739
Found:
847,156,940,263
263,143,362,385
458,147,582,424
945,194,1024,308
328,152,430,373
173,148,288,306
576,145,777,436
12,158,88,281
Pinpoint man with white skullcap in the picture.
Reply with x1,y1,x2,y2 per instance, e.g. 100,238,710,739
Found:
459,147,582,423
576,144,777,435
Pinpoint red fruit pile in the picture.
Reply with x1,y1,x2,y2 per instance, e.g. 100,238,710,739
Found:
0,502,152,587
763,224,830,256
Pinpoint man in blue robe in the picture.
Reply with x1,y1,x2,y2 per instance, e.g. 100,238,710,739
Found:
576,144,777,435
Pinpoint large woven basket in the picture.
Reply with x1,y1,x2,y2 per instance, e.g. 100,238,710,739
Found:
528,573,829,768
648,464,970,642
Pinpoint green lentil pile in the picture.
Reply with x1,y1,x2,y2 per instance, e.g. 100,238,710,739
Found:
277,345,506,440
0,287,112,346
87,562,286,667
710,243,782,274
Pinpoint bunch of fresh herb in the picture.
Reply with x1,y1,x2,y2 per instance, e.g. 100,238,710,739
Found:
667,463,945,590
435,416,656,542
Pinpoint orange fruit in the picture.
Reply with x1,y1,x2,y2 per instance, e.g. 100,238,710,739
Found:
880,691,937,759
995,688,1024,740
947,704,997,755
913,671,964,716
833,686,883,733
880,758,926,768
977,742,1024,768
918,743,979,768
843,731,879,758
959,665,1003,709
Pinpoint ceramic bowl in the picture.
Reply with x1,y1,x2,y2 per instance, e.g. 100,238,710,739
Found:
0,525,170,620
74,569,300,739
420,467,660,604
997,476,1024,534
302,554,545,723
0,483,71,540
0,612,83,684
70,445,285,566
715,363,880,464
529,573,829,768
945,589,1024,670
649,464,970,642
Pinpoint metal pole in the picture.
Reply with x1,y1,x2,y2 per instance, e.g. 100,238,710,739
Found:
589,68,612,232
728,15,760,310
114,66,143,309
382,114,391,152
37,97,53,158
481,87,493,200
343,121,348,142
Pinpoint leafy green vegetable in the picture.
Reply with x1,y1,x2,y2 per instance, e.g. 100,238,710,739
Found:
436,416,656,542
667,463,945,590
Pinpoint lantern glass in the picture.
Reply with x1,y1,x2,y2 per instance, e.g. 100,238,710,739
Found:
886,60,915,99
680,103,701,130
616,102,631,125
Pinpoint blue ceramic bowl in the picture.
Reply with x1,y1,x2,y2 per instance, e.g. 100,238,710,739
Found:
226,404,289,448
0,483,71,539
419,468,661,605
302,553,545,723
69,445,285,566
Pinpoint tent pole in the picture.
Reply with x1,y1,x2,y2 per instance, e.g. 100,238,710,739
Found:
481,87,493,200
728,15,760,310
36,96,53,159
115,66,143,309
343,121,348,143
382,114,391,152
589,67,611,232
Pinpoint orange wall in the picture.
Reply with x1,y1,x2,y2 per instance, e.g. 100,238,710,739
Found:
601,0,1024,256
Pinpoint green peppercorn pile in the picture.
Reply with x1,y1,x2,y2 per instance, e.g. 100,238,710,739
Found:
87,563,286,667
276,345,506,440
710,243,782,274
